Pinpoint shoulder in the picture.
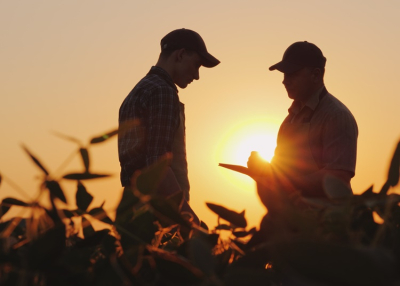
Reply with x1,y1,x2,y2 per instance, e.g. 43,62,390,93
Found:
124,73,178,105
311,92,358,140
136,73,175,93
317,92,357,123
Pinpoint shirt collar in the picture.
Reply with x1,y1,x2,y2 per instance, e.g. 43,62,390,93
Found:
148,66,178,93
288,85,325,115
305,85,324,111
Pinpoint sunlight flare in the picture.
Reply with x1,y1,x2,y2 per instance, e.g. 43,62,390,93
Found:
233,133,276,165
216,118,279,190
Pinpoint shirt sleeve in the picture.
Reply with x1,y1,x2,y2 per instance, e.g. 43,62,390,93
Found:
144,86,180,166
321,110,358,176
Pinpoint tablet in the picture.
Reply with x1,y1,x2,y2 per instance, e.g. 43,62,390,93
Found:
218,163,252,176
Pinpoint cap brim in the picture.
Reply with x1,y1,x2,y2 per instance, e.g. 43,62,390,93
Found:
199,52,220,68
269,61,303,73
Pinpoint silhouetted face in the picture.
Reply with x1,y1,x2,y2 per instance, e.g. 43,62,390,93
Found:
282,67,315,102
173,50,201,89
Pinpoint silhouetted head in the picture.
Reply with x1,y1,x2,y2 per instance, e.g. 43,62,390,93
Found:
156,29,220,89
270,41,326,102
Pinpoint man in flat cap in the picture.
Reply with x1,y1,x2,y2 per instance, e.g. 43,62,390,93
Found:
248,41,358,204
118,29,220,223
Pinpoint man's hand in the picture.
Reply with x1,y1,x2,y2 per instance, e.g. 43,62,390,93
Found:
247,151,271,176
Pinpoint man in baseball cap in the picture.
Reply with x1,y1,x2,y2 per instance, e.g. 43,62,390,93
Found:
118,29,220,225
160,28,220,68
269,41,326,74
248,41,358,206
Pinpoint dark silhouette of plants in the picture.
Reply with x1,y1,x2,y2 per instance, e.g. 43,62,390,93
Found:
0,128,399,286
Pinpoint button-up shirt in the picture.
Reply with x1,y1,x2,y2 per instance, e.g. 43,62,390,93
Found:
118,66,181,186
289,86,324,124
281,86,358,176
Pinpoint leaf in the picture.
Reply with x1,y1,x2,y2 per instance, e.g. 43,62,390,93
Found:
215,224,232,231
379,182,390,195
206,203,247,228
90,128,118,144
45,180,67,203
21,145,49,175
187,237,216,277
82,216,96,238
200,221,209,231
135,154,172,195
119,211,157,246
63,172,111,180
323,175,352,199
387,141,400,187
115,186,139,225
249,226,257,234
2,197,29,207
149,197,191,228
51,130,82,145
76,182,93,211
0,197,29,219
88,206,113,225
79,148,90,172
233,230,252,238
0,205,11,219
380,142,400,195
361,185,374,197
62,209,77,218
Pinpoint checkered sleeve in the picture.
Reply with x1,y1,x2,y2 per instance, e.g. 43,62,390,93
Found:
145,85,180,166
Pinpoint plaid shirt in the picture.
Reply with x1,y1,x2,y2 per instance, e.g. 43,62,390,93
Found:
118,66,180,186
279,86,358,176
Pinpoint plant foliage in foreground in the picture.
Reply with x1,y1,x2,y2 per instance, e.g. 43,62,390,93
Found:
0,130,399,286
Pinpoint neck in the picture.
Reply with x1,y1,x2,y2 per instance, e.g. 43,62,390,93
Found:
155,59,175,82
299,83,324,105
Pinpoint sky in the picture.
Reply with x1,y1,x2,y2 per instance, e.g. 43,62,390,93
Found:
1,0,400,229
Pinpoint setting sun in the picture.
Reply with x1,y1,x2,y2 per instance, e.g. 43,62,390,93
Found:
233,133,276,164
217,118,279,166
215,118,280,190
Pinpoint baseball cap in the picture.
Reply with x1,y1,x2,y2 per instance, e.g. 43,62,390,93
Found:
269,41,326,73
161,28,220,68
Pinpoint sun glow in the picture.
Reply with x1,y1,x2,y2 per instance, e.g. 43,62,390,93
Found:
216,118,279,190
232,133,276,165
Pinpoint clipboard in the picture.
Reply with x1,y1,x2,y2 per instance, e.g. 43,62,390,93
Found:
218,163,253,177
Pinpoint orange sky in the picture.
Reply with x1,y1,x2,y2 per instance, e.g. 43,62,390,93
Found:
1,1,400,229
